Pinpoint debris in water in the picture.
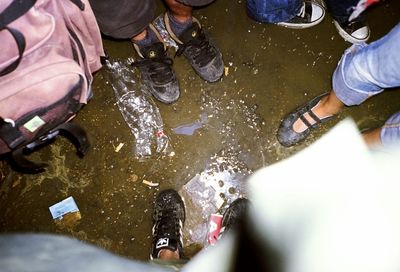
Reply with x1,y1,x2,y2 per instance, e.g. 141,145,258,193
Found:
224,66,229,76
49,196,81,229
129,174,139,182
143,180,159,187
172,112,208,136
115,143,124,152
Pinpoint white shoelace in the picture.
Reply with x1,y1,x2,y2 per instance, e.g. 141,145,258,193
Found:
297,2,306,18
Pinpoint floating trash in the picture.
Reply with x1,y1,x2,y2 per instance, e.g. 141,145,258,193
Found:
103,59,173,160
179,150,252,247
172,112,208,136
49,196,81,229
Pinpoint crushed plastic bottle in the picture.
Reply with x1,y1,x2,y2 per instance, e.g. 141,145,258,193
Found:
103,59,173,160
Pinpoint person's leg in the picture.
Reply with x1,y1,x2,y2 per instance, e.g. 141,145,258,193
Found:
89,0,155,39
362,127,382,146
90,0,179,104
246,0,325,29
325,0,370,43
325,0,360,24
363,111,400,147
163,0,224,82
246,0,303,23
278,23,400,146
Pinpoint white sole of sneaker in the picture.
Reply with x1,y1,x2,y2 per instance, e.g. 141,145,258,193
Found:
333,20,370,44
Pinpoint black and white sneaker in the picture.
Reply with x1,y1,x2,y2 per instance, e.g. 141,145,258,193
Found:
165,14,224,83
219,198,249,239
333,19,370,44
132,25,180,104
277,0,325,29
151,189,185,259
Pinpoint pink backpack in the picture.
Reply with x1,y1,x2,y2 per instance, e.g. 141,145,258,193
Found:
0,0,104,173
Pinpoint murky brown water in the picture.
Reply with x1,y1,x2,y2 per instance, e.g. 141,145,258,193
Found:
1,0,399,261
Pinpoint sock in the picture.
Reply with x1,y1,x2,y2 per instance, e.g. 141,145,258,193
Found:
133,26,158,49
167,12,192,36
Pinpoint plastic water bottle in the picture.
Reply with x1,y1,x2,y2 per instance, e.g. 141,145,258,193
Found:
103,59,173,160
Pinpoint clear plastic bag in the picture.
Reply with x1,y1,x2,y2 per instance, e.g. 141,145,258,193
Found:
103,59,173,160
179,150,251,247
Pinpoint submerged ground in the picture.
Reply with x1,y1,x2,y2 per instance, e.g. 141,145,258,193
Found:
1,0,399,261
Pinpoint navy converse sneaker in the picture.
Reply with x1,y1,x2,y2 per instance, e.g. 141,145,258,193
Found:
132,25,180,104
151,189,185,259
333,19,370,44
277,0,325,29
164,14,224,83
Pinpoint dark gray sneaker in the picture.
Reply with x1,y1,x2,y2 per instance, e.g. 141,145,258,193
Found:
151,189,185,259
132,28,179,104
165,14,224,83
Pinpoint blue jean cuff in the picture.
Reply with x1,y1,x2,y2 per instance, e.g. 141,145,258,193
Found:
381,112,400,146
332,44,383,106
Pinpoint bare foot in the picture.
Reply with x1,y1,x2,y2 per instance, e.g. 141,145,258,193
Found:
362,127,382,147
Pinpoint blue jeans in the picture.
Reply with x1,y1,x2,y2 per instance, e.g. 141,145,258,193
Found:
333,23,400,146
246,0,359,24
246,0,302,23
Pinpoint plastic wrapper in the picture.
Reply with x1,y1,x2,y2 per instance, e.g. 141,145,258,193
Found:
104,59,173,160
179,151,252,247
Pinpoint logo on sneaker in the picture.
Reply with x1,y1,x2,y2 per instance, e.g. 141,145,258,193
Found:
156,238,169,249
149,51,156,58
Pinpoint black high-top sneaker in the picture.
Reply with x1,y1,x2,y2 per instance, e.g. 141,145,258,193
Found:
132,25,179,104
164,14,224,83
151,189,185,259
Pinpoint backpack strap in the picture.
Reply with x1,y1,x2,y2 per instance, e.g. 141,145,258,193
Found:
0,118,25,149
0,0,37,76
9,122,90,173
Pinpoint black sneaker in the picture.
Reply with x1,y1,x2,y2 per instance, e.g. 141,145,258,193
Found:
132,27,179,104
151,189,185,259
277,0,325,29
219,198,249,238
333,19,370,44
165,14,224,83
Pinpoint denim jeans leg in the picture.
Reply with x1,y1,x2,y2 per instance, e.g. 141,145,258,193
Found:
246,0,303,23
332,23,400,145
381,112,400,147
325,0,360,24
333,23,400,106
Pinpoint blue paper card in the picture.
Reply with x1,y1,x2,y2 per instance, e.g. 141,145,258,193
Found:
49,196,79,220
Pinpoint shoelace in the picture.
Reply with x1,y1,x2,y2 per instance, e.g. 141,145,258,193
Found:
297,2,306,18
131,57,174,82
175,31,214,66
154,209,181,239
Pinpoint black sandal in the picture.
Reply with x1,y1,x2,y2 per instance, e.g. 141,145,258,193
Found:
277,93,335,147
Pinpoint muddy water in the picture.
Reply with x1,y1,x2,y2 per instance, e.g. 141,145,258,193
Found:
1,0,399,261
